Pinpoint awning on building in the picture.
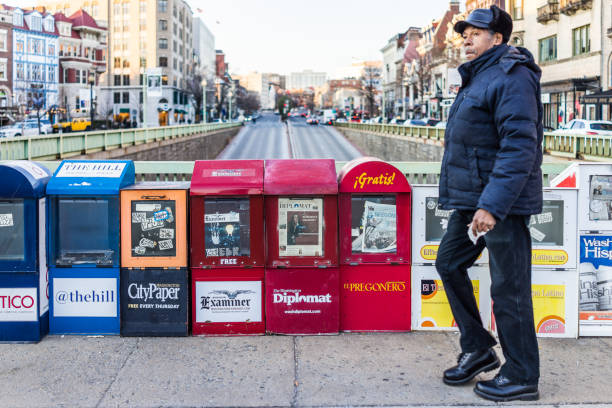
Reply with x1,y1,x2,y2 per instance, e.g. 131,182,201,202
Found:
119,108,130,113
580,89,612,105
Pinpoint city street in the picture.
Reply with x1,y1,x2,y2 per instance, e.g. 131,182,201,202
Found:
0,332,611,407
217,113,363,160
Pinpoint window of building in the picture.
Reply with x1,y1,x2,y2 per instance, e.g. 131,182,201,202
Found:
48,66,55,82
48,44,55,56
140,57,147,68
76,69,81,83
173,58,177,69
162,75,168,85
31,16,42,31
123,75,130,85
16,40,24,53
139,18,146,31
159,38,168,49
139,91,143,103
139,0,146,13
573,25,590,56
122,2,129,14
114,92,121,103
16,63,24,80
0,59,6,81
122,92,129,103
159,19,167,30
173,40,177,52
173,23,177,34
123,60,130,68
158,0,167,13
173,4,177,17
13,11,23,26
114,57,121,68
538,35,557,62
159,57,168,67
173,90,177,104
82,70,87,84
85,47,90,58
63,68,68,83
0,30,6,52
114,74,121,86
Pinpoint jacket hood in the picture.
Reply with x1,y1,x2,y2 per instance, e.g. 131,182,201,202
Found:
499,46,541,77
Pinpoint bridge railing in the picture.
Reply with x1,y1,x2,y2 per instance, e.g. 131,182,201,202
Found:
335,122,612,161
0,122,243,161
34,160,570,186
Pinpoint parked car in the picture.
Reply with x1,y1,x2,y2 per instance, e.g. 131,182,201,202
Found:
389,118,405,125
551,119,612,136
405,119,427,126
0,121,48,138
435,121,447,128
335,118,348,123
52,118,92,133
25,119,52,134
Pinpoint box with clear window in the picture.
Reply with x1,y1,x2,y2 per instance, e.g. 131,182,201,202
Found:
46,160,134,335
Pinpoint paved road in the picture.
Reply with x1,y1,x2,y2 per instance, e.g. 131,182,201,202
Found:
1,333,611,407
217,113,362,160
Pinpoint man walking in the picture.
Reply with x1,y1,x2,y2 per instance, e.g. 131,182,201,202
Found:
435,5,542,402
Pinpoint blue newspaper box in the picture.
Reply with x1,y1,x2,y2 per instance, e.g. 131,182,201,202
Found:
0,161,51,342
47,160,135,334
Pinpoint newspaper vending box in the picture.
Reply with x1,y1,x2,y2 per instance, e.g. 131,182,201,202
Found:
411,185,491,331
551,163,612,336
190,160,265,335
264,159,339,335
120,182,190,336
0,161,51,342
47,160,135,334
337,157,412,331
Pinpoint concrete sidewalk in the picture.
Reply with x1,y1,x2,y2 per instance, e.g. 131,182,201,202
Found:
0,332,610,408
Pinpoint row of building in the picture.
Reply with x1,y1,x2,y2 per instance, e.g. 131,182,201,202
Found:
382,0,612,129
0,0,223,127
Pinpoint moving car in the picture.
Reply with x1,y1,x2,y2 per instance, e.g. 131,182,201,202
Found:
306,116,319,125
551,119,612,136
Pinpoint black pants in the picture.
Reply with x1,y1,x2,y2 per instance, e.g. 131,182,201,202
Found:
435,210,540,385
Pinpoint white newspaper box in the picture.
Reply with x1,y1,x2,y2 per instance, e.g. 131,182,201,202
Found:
551,163,612,336
412,185,488,265
411,265,491,331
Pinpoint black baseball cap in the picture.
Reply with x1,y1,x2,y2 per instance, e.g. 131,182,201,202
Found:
454,5,513,43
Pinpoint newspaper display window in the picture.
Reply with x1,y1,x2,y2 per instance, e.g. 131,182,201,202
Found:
0,199,25,262
424,196,454,242
589,175,612,221
278,198,323,257
350,196,396,254
529,200,564,246
130,200,177,257
52,197,119,266
204,198,250,257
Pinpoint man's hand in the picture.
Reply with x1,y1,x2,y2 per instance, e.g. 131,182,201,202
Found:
471,209,496,234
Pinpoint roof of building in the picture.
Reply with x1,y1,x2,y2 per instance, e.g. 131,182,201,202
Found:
68,9,104,30
53,12,72,23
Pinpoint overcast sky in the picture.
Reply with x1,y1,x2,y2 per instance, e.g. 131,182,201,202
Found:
5,0,465,76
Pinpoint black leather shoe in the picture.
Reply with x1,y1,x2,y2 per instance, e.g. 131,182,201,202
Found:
443,349,500,385
474,374,539,401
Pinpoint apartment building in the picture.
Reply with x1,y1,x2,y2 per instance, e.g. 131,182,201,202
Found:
517,0,603,128
11,8,59,112
54,9,106,120
0,6,13,123
40,0,195,127
286,69,327,91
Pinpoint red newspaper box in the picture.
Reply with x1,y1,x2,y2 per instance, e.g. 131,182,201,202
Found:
337,157,412,332
264,159,339,334
190,160,265,336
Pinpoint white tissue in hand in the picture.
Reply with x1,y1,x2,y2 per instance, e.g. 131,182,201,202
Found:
467,223,487,245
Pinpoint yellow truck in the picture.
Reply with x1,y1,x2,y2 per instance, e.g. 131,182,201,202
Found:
52,118,92,133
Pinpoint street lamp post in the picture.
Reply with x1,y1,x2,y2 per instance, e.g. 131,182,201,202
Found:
140,67,147,128
88,72,95,128
201,78,207,123
228,83,234,122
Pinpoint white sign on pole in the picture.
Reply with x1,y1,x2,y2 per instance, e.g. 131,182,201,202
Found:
147,68,163,97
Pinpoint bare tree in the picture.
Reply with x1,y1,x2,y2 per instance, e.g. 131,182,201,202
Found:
236,86,261,115
97,92,114,129
360,67,379,117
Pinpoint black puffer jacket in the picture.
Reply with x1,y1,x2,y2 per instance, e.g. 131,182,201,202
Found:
438,44,543,220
